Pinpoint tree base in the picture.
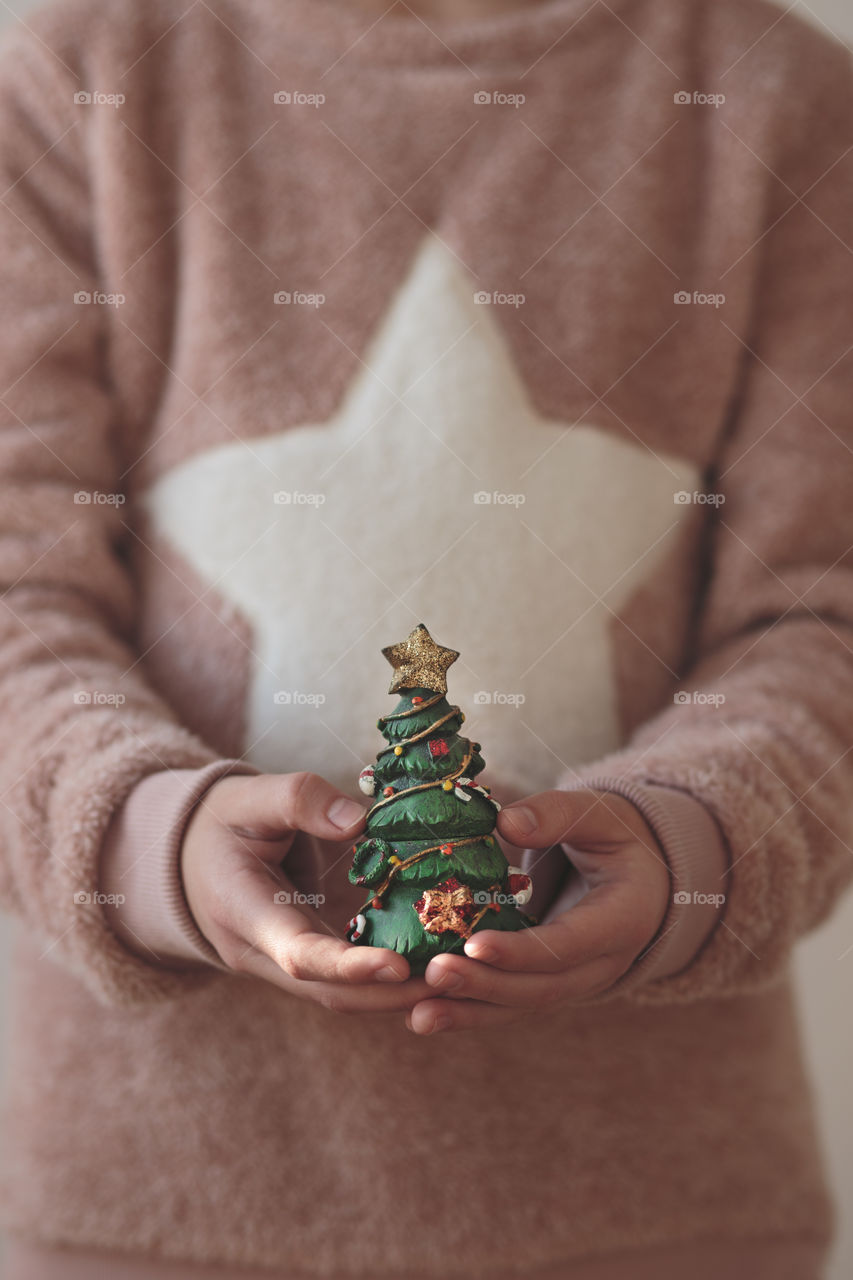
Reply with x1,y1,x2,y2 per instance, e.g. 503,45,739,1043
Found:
349,882,536,975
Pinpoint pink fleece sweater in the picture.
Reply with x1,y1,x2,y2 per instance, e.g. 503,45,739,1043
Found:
0,0,852,1276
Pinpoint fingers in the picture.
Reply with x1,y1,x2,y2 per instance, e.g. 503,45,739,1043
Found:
206,771,367,843
207,859,437,1012
394,885,646,1035
403,891,645,1034
497,787,651,852
461,882,648,973
406,998,536,1035
405,949,625,1034
213,861,409,985
238,946,434,1014
421,947,625,1008
187,773,428,1014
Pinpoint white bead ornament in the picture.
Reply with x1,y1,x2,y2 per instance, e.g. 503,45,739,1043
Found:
358,766,376,796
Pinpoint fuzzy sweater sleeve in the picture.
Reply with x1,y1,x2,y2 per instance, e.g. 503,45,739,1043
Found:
538,41,853,1007
0,25,251,1007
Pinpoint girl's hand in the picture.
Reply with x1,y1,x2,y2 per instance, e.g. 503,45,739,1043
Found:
407,788,671,1034
181,771,431,1012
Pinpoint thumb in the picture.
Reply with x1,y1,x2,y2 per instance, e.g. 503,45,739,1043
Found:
207,771,368,844
497,788,633,851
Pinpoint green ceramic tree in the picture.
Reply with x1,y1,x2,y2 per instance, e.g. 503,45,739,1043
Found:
345,623,535,974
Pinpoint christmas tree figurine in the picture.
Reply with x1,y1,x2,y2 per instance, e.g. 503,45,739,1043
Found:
345,623,535,974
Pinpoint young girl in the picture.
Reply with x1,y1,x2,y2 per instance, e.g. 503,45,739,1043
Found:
1,0,851,1275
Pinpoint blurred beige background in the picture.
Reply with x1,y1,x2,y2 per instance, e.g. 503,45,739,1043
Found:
1,0,853,1276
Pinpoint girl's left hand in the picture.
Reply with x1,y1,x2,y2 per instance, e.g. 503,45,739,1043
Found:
406,788,671,1035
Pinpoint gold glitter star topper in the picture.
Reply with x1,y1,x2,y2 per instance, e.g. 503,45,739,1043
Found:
382,623,460,695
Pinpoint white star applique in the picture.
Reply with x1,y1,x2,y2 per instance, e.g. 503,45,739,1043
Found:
142,236,699,792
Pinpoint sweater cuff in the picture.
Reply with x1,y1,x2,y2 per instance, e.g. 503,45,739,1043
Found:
527,778,730,993
99,760,261,971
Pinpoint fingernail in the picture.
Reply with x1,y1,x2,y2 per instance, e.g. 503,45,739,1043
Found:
428,967,462,991
327,796,365,829
504,804,536,836
430,1014,452,1033
376,965,403,982
465,942,497,963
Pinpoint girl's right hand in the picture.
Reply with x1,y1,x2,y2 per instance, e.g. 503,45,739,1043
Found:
180,771,431,1012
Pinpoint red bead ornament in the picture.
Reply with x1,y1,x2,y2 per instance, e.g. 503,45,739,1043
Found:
383,786,394,797
440,843,453,856
428,738,449,757
411,696,423,704
371,896,383,910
